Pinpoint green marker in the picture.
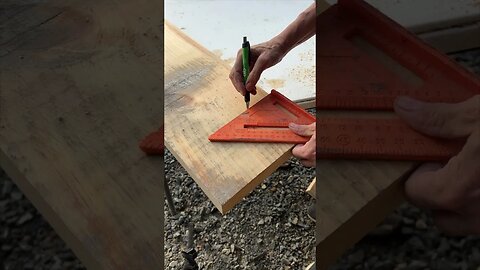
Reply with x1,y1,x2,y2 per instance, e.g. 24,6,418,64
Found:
242,36,250,109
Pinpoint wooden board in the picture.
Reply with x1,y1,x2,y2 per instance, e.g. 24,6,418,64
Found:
306,177,316,198
0,1,164,269
164,22,293,214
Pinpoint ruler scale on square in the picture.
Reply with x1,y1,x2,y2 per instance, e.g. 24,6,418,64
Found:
317,118,465,161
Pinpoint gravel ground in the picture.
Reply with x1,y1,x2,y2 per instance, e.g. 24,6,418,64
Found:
0,50,478,270
163,149,316,269
0,168,85,270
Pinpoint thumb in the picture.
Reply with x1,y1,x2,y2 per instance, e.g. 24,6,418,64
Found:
405,128,480,211
393,95,479,138
289,123,314,136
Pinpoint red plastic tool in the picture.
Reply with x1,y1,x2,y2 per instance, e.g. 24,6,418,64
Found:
317,118,464,161
209,90,315,143
139,125,164,155
316,0,479,161
317,0,480,110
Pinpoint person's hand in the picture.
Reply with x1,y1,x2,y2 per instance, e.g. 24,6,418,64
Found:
229,39,287,96
394,95,480,235
289,122,316,167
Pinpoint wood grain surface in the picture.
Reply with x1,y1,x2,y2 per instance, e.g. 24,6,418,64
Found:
0,1,164,269
164,22,295,214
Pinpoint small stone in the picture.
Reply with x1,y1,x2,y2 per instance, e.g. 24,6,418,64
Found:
168,260,178,268
10,191,23,200
291,217,298,225
369,224,395,236
401,227,414,235
348,250,365,265
415,219,427,230
16,212,34,225
408,236,424,250
19,242,31,251
402,217,414,225
1,244,12,251
450,238,466,249
261,184,267,190
471,248,480,264
437,238,450,254
409,260,428,269
394,263,408,270
222,248,230,255
1,181,12,197
258,219,265,225
265,216,272,224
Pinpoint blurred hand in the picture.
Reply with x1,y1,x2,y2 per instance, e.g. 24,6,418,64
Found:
229,39,287,96
289,122,316,167
394,95,480,235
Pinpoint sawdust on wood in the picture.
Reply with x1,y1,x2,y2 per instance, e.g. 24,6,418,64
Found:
290,64,315,88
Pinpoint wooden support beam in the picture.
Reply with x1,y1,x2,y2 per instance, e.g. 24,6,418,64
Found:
306,177,316,198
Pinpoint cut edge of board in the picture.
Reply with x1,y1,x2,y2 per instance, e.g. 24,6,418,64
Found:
0,146,103,269
221,149,293,213
165,137,293,214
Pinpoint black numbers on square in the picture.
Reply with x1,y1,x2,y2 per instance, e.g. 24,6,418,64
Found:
375,138,385,145
336,134,350,146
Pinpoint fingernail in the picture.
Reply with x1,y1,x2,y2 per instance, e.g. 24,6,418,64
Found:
395,96,423,111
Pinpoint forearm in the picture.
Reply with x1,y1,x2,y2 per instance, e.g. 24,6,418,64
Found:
274,3,316,54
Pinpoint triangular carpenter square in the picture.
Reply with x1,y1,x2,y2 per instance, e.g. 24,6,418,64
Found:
317,0,480,110
209,90,315,144
139,126,164,155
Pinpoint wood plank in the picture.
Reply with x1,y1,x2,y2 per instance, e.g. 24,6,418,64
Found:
164,22,294,214
306,177,316,198
0,1,164,269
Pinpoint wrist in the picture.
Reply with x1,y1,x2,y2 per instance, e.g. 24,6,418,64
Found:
270,35,293,56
